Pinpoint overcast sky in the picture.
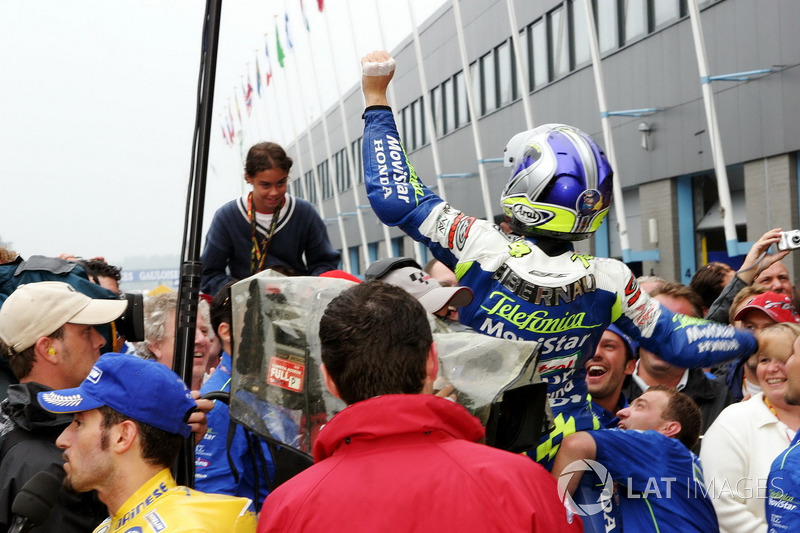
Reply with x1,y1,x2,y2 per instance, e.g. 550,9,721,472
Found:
0,0,444,268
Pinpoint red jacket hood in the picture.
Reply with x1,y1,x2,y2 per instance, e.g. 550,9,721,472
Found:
312,394,486,462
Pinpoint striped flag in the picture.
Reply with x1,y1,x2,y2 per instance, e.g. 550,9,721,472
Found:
264,38,274,84
284,12,294,50
255,56,262,96
245,73,254,116
234,92,242,125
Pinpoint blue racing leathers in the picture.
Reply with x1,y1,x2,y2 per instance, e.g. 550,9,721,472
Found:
362,105,757,468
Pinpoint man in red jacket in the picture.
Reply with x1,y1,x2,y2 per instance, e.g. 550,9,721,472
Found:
257,281,581,532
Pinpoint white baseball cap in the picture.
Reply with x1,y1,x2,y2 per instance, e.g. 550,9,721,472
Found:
380,266,473,314
0,281,127,354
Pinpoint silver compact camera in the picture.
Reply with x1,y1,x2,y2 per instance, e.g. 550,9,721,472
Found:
778,230,800,251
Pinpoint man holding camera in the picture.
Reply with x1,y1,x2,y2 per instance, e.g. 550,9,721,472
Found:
0,281,127,532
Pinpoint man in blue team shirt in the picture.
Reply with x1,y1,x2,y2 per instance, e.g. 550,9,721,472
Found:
767,326,800,530
587,325,636,428
552,385,718,532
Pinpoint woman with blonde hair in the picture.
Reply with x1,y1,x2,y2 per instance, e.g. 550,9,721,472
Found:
701,322,800,532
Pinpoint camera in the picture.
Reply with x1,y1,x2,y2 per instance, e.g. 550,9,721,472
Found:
116,292,145,342
778,230,800,252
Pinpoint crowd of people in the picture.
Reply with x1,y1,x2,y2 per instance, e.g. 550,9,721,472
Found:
0,49,798,533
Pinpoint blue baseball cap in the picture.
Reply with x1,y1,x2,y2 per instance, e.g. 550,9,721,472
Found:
606,324,639,360
37,353,197,438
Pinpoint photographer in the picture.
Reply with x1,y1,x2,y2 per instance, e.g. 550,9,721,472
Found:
706,228,790,324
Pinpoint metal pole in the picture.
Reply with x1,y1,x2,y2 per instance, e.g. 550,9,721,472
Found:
583,0,632,256
505,0,533,129
687,0,739,256
450,0,495,222
299,18,351,272
322,10,370,273
174,0,223,487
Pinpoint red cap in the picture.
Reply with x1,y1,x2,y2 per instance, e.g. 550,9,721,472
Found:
734,291,800,324
319,270,361,284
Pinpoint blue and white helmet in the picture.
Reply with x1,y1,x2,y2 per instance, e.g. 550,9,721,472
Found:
501,124,613,241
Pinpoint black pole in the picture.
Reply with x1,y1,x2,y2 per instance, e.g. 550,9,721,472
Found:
173,0,223,487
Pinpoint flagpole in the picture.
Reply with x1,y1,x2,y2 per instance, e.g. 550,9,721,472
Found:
450,0,494,222
263,34,297,195
298,10,352,273
321,8,369,273
246,64,263,141
408,0,447,204
583,0,630,255
275,15,330,239
505,0,533,129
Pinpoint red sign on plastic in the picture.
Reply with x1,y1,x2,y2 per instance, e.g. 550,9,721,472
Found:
268,356,305,392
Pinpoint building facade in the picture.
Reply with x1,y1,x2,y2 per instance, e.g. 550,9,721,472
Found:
288,0,800,283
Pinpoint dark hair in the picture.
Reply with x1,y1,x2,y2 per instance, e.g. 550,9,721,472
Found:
245,142,293,177
319,281,433,405
210,281,236,338
649,385,702,449
0,325,64,379
99,405,183,468
82,259,122,283
650,281,704,318
690,262,733,310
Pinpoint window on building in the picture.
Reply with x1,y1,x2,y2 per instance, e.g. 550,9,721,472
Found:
570,0,591,66
454,71,469,127
391,236,404,257
334,148,350,193
399,106,414,149
412,97,425,148
654,0,681,28
351,137,364,184
497,40,514,106
550,6,570,79
368,242,379,263
431,85,443,138
529,17,548,88
304,170,316,205
349,246,360,276
623,0,648,43
443,78,455,134
317,160,331,200
595,0,620,53
480,51,496,114
291,174,304,199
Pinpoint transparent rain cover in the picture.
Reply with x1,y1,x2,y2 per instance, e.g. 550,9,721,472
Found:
229,271,549,458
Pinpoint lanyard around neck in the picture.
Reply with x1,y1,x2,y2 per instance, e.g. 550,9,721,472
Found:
248,192,283,274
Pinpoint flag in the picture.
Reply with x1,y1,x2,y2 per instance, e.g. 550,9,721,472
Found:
275,23,286,67
227,102,234,130
264,38,274,84
234,92,242,125
317,0,324,11
245,73,254,116
255,56,262,96
284,12,294,50
300,0,310,31
221,124,229,145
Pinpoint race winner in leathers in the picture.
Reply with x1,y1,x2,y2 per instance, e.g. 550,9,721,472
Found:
360,50,757,468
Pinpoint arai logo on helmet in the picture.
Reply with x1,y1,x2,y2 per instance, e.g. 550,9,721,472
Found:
513,204,554,226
